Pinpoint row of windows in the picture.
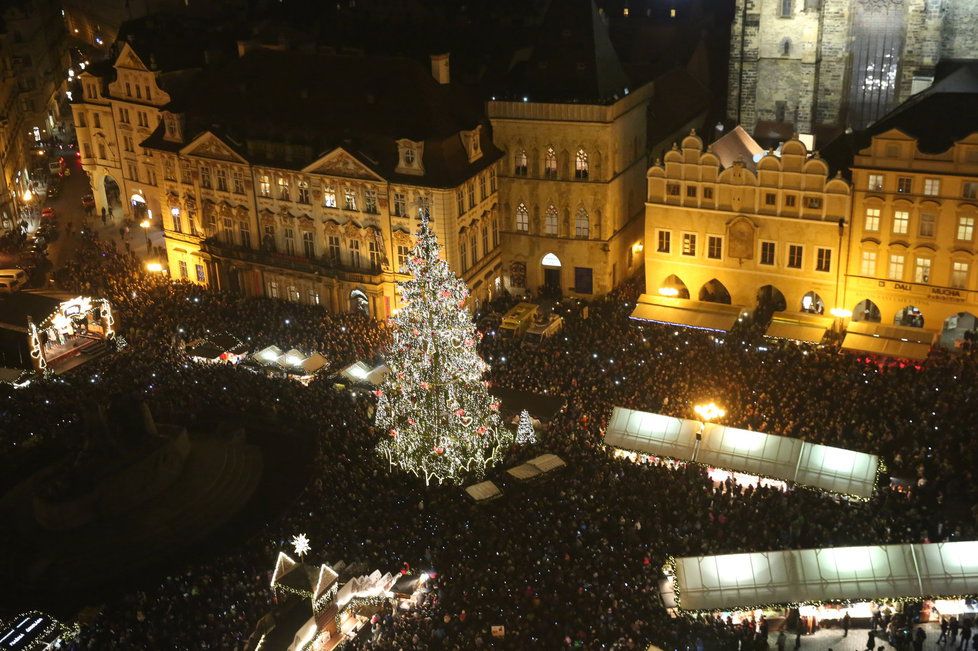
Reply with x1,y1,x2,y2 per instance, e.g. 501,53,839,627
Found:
514,202,591,238
455,169,498,215
117,106,152,129
459,221,501,272
514,146,590,180
666,183,825,210
655,229,832,272
864,207,974,240
265,282,322,305
122,80,153,102
175,260,207,283
859,251,969,287
866,173,977,198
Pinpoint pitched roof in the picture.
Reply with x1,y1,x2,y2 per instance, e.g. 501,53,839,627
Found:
499,0,631,104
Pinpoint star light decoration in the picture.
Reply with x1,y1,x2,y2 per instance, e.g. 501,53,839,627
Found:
375,215,514,485
292,533,311,560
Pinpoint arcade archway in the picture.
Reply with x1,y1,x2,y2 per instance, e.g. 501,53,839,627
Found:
659,274,690,299
698,278,731,305
801,291,825,315
852,299,882,323
941,312,978,349
895,305,924,328
349,289,369,315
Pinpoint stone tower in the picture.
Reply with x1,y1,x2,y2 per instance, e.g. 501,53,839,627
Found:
728,0,975,136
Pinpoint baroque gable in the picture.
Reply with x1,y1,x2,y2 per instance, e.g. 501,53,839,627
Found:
303,148,384,182
114,43,148,71
180,132,248,164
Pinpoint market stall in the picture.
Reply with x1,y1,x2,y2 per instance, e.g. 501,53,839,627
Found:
764,313,834,344
841,322,936,361
630,294,749,333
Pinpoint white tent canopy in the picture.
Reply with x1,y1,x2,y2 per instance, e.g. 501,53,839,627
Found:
674,541,978,612
605,407,880,498
465,481,502,502
339,361,389,386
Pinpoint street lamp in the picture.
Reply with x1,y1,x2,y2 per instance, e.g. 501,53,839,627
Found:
145,262,164,273
693,402,726,422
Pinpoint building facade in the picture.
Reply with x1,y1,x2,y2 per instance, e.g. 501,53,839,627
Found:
490,0,651,299
727,0,978,136
843,129,978,339
645,131,851,314
0,0,68,229
72,45,503,318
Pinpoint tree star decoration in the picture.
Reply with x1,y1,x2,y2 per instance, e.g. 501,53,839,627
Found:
292,533,311,559
516,409,536,445
375,214,514,485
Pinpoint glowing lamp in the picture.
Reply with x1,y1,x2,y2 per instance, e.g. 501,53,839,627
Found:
632,241,644,253
22,189,32,202
139,219,151,229
145,262,163,272
693,402,725,422
830,307,852,318
658,286,680,297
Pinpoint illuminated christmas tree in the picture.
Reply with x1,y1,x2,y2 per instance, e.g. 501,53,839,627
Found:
515,409,536,445
375,216,512,485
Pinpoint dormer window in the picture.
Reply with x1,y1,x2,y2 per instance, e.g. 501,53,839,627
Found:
463,126,483,163
163,113,183,143
396,139,424,176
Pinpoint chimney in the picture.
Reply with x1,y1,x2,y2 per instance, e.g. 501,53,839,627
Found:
430,53,450,85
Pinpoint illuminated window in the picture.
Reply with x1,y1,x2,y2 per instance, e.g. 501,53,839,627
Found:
297,181,310,204
860,250,877,276
514,149,527,176
232,169,244,194
867,174,884,191
288,285,300,302
575,148,589,180
892,210,909,235
323,186,337,208
364,189,378,213
195,264,205,282
888,254,904,280
397,244,409,270
923,178,940,196
369,240,380,268
259,175,271,197
951,261,969,288
515,202,529,232
914,257,931,283
544,146,558,179
344,189,357,211
919,212,936,237
957,215,974,241
200,166,211,188
278,177,290,201
864,207,880,232
179,260,188,278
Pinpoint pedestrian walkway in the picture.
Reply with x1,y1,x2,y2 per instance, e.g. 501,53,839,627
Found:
766,622,966,651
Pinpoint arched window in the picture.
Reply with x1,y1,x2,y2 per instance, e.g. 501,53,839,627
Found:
515,202,529,232
575,206,589,238
780,38,791,56
575,148,589,180
515,149,528,176
544,146,558,179
544,204,558,235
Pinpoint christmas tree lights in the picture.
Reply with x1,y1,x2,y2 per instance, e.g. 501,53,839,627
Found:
516,409,536,445
375,216,513,485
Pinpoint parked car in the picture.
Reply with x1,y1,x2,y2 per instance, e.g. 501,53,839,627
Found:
41,207,56,220
81,194,96,209
0,268,28,293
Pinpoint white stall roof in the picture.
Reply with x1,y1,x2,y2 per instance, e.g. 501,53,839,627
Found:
605,407,880,498
465,481,502,502
630,295,748,332
604,407,700,461
698,424,804,482
765,313,833,344
339,361,389,386
528,454,566,473
674,541,978,612
795,443,879,499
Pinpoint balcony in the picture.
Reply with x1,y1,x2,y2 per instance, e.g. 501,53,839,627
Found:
201,237,383,279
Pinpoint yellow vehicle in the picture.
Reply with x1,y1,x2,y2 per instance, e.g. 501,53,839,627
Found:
498,302,538,339
524,314,564,346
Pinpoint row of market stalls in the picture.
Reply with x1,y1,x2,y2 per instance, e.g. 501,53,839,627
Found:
630,294,936,361
604,407,880,499
663,540,978,620
185,334,330,384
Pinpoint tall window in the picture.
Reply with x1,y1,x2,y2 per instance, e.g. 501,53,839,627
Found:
707,235,722,260
259,175,271,197
278,177,290,201
221,216,234,244
492,218,499,248
951,261,970,288
364,189,378,213
479,174,487,200
574,207,589,238
368,241,380,269
514,149,527,176
308,289,320,305
919,213,936,237
516,203,529,232
864,208,880,231
888,253,905,280
544,204,558,235
467,183,475,209
216,168,228,192
682,233,696,256
957,215,975,241
914,257,931,283
267,281,279,299
460,240,468,270
860,251,877,276
657,230,671,253
328,235,341,262
482,225,489,253
470,234,477,264
263,225,275,251
760,241,775,265
344,189,357,211
923,178,941,196
575,148,589,180
179,260,188,279
964,182,978,199
393,193,406,217
349,239,361,268
867,174,884,191
397,245,410,270
232,169,244,194
284,227,296,255
897,177,912,194
456,190,465,215
892,210,909,235
288,285,300,302
297,181,310,204
787,244,803,269
200,166,211,188
195,264,205,283
238,222,251,248
323,186,337,208
489,167,496,192
418,196,431,220
302,231,315,258
816,247,831,272
779,0,792,16
544,146,558,179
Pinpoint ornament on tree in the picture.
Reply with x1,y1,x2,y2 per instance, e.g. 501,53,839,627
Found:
516,409,537,445
375,214,514,485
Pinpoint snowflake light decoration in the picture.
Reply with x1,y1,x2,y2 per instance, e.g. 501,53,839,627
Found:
292,533,311,559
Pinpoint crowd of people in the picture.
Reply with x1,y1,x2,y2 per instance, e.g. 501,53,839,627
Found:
1,231,976,650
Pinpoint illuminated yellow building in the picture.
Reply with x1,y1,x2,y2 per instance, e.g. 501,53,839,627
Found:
644,131,851,316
